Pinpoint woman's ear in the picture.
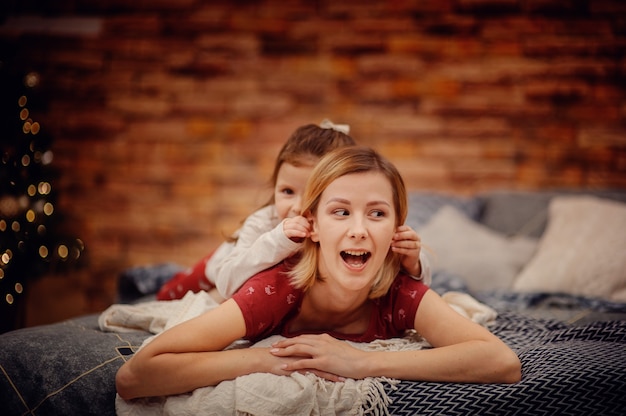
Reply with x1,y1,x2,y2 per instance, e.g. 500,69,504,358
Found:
306,212,319,242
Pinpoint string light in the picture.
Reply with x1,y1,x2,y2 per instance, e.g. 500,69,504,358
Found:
38,181,51,195
1,251,11,265
1,70,85,332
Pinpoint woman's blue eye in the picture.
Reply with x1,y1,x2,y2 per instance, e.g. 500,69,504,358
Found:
280,188,294,195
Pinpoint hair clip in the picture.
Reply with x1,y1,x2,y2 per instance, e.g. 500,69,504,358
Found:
320,119,350,135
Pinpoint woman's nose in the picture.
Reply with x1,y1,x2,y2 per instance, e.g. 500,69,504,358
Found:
347,219,367,239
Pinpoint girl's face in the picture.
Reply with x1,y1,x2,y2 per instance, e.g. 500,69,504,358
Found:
309,171,397,293
274,162,314,220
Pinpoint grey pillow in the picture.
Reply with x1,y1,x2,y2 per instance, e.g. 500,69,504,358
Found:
406,191,481,230
480,190,626,238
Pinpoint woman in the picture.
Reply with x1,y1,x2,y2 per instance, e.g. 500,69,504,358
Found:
116,146,521,400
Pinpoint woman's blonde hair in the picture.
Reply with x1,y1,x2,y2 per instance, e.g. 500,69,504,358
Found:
288,146,408,298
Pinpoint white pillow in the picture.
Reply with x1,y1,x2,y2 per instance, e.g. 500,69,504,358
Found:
419,206,538,292
513,196,626,302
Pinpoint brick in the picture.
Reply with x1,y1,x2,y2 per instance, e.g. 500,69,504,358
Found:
103,15,161,36
457,0,520,12
357,54,426,76
106,94,171,116
388,35,484,58
578,128,626,147
523,36,625,57
196,34,259,57
323,34,386,55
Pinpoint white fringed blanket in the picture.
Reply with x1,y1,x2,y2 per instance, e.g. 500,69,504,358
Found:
99,291,496,416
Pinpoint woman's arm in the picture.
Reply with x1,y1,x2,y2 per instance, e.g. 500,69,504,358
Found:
367,290,521,383
271,290,521,384
116,299,290,400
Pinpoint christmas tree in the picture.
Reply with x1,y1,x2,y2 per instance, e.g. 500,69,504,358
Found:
0,64,85,334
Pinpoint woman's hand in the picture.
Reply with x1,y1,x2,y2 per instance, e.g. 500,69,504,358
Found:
269,334,368,382
391,225,422,276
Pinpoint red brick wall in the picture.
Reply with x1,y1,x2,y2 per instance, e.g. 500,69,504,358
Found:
2,0,625,324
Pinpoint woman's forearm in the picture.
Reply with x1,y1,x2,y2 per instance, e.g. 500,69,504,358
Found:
359,340,521,384
116,347,271,400
116,299,262,400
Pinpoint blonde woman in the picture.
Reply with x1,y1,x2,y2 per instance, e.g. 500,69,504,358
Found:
116,146,521,400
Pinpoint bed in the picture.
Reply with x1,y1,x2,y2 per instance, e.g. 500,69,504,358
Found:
2,189,626,415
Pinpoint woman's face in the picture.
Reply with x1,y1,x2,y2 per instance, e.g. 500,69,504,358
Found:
309,171,397,293
274,162,314,220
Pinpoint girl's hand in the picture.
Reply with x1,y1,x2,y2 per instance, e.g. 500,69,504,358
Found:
269,334,368,382
391,225,422,277
283,215,311,243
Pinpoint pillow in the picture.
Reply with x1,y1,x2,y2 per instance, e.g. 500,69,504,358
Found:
418,206,538,292
478,191,556,238
480,190,626,238
513,196,626,302
406,191,482,230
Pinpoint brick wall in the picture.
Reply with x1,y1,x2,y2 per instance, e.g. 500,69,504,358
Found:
2,0,625,325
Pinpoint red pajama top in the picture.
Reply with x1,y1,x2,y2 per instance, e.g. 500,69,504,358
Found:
231,262,429,343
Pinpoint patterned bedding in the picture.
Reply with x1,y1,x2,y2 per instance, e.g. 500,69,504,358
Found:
388,311,626,416
1,288,625,416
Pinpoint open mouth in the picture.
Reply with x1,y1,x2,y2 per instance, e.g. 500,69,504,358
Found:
340,250,371,268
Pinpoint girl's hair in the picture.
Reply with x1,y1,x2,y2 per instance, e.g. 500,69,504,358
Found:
226,122,355,243
288,146,408,299
266,123,356,205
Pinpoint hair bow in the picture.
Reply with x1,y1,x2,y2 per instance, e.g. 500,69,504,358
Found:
320,119,350,134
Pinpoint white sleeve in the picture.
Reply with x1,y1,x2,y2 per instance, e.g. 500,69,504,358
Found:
207,206,302,298
418,250,432,286
407,251,432,286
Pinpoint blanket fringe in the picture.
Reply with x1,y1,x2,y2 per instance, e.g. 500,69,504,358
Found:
358,377,400,416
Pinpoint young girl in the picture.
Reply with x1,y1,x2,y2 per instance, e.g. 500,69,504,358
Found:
157,121,431,301
116,146,521,400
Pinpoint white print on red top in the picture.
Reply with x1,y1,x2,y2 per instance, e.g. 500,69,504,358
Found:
286,293,297,304
398,309,406,321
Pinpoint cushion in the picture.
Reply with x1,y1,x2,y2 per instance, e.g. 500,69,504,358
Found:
480,190,626,238
479,191,556,238
513,196,626,302
418,206,538,292
406,191,481,230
